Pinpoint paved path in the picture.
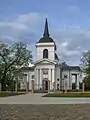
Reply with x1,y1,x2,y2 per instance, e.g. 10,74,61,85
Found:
0,92,90,104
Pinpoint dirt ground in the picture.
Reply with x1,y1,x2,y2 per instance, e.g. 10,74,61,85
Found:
0,104,90,120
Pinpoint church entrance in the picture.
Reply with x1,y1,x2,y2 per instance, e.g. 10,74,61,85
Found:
71,74,77,90
45,80,48,90
42,79,48,90
42,68,48,90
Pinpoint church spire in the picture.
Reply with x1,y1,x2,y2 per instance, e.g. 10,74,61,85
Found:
43,18,49,37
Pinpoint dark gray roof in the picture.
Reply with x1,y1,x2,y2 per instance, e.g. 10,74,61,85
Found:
38,18,57,50
60,63,80,71
38,18,54,43
55,53,59,60
39,36,54,43
62,66,80,71
68,66,80,71
19,66,35,71
43,18,49,37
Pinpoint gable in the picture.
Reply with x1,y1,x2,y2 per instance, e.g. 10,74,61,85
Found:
35,58,56,65
40,60,51,64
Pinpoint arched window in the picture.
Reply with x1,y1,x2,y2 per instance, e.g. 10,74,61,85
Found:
43,49,48,58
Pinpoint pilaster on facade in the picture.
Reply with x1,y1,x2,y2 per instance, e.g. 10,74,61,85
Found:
52,68,55,90
76,73,79,89
40,69,42,89
49,69,53,90
36,69,38,90
48,69,51,81
69,72,72,90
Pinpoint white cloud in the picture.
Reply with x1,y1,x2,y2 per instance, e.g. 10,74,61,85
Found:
0,13,90,65
52,25,90,65
0,12,46,61
0,12,46,43
16,13,41,24
61,41,68,47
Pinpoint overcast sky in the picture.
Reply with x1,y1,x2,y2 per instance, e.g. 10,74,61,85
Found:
0,0,90,65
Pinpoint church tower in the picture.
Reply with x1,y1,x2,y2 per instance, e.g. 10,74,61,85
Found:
36,18,57,61
35,18,60,91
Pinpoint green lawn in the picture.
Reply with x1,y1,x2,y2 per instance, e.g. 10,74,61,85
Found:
43,93,90,97
0,92,26,97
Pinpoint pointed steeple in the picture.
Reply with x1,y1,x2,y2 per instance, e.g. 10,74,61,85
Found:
43,18,49,37
38,18,54,43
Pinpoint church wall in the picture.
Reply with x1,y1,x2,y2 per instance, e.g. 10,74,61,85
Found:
61,70,82,90
20,77,26,90
29,71,35,90
20,70,35,90
35,64,55,90
20,69,82,91
20,71,29,90
70,70,81,90
55,66,60,90
36,45,55,61
19,19,84,92
61,71,70,90
35,64,55,69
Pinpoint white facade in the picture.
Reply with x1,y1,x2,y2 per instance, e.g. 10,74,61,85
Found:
61,70,81,90
20,19,83,91
36,43,55,61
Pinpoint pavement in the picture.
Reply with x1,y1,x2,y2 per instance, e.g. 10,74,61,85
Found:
0,92,90,104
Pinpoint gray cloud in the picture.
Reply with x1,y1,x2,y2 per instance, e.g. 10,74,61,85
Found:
0,12,46,44
52,26,90,65
0,13,90,65
0,12,46,62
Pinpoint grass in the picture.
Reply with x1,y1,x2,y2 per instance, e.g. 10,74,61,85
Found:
0,92,26,97
43,92,90,97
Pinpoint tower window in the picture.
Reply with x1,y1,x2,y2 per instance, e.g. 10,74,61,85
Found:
43,49,48,58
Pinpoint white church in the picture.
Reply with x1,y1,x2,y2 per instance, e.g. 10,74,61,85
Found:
20,19,83,91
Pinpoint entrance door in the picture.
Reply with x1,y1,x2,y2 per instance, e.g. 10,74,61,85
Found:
42,80,48,90
71,74,77,90
45,80,48,90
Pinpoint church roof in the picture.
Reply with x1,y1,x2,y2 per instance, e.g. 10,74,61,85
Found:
55,53,59,60
19,66,35,71
60,63,80,71
39,36,54,43
62,66,80,71
35,58,57,65
38,18,54,43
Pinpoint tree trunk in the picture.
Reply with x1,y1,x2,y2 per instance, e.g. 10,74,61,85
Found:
1,81,6,91
0,83,1,92
15,83,18,92
1,72,7,91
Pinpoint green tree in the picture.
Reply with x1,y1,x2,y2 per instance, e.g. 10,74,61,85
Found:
80,51,90,90
0,41,32,91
